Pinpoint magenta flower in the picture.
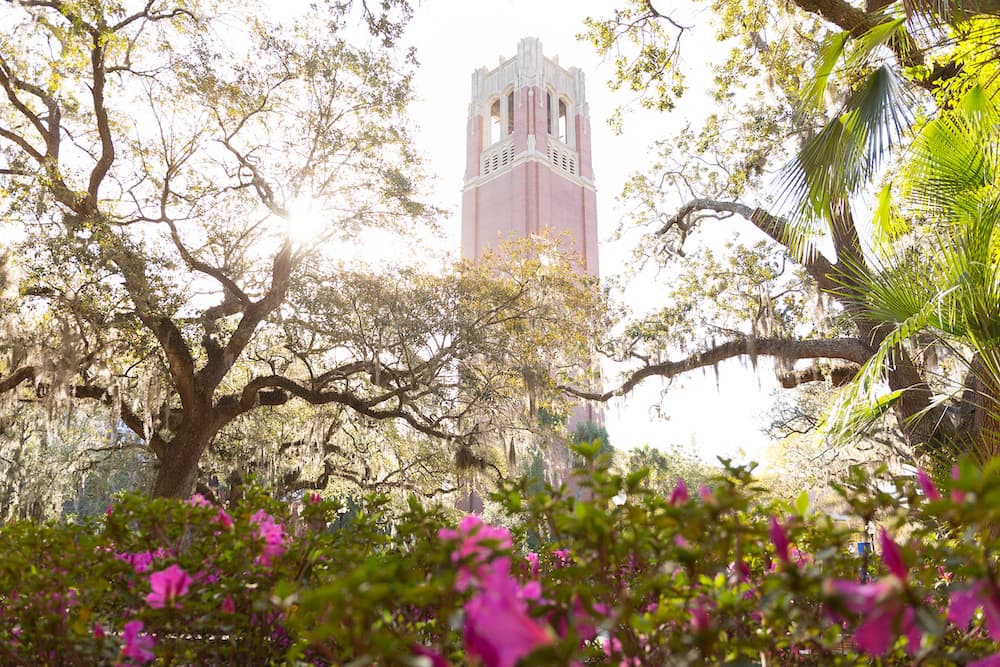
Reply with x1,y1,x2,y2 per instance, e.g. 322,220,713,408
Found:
879,530,907,579
525,552,540,578
729,558,751,583
186,493,211,508
826,577,920,655
250,510,287,567
221,594,236,614
916,469,941,501
412,643,450,667
307,492,322,505
952,465,966,503
463,566,551,667
668,479,689,505
698,484,717,506
119,620,155,665
145,564,192,609
949,580,1000,639
212,508,234,531
555,596,610,643
689,596,714,633
116,550,155,574
824,532,921,655
769,516,790,563
439,515,514,591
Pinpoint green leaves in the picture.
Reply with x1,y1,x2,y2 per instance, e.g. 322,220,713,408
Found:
781,64,914,227
801,31,850,111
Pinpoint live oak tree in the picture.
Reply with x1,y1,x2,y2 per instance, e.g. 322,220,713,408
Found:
0,0,602,498
577,0,1000,461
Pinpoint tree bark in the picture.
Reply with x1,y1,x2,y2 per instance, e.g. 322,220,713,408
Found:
152,429,214,498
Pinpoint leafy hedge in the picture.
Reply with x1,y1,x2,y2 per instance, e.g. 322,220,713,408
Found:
3,444,1000,665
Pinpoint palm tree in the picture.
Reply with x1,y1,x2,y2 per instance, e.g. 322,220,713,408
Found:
830,88,1000,462
783,5,1000,462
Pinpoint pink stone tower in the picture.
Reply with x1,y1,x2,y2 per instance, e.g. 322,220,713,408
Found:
461,39,602,439
461,37,599,278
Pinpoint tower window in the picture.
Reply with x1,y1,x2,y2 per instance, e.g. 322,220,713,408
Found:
558,99,568,143
489,99,501,145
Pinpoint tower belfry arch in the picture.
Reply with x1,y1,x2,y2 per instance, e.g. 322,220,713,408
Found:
461,37,599,279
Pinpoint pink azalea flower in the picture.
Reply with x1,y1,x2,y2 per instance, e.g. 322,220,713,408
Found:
698,484,716,506
93,623,106,640
690,596,714,633
879,530,907,579
949,580,1000,639
769,516,790,563
971,654,1000,667
668,479,689,505
145,564,192,609
250,510,287,567
186,493,211,508
412,643,450,667
307,492,322,505
212,508,234,531
556,597,610,642
788,546,814,569
116,551,155,574
525,552,539,579
826,577,920,655
439,516,514,591
824,532,921,656
729,558,751,583
198,570,221,585
952,465,966,503
916,469,941,501
119,620,155,664
221,595,236,614
463,566,551,667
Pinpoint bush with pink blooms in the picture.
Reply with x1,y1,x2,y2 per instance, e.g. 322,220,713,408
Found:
3,443,1000,665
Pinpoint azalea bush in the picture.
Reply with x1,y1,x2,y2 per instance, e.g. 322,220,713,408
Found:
3,444,1000,665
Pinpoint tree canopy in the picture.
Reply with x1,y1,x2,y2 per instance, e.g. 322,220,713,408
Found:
0,0,603,500
577,0,1000,463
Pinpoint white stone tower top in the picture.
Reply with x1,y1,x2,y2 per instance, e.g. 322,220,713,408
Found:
469,37,588,120
460,37,598,277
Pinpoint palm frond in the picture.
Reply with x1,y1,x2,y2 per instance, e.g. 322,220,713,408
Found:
903,86,998,215
777,64,915,260
903,0,1000,28
871,183,911,255
825,290,942,442
801,31,849,111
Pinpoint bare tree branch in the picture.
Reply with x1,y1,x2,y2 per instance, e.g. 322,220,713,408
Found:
563,336,872,402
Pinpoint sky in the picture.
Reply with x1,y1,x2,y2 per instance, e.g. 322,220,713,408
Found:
404,0,780,464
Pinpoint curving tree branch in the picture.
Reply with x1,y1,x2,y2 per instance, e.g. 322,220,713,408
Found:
562,336,872,402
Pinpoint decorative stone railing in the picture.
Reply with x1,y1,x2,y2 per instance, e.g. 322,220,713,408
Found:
546,138,578,177
481,139,515,176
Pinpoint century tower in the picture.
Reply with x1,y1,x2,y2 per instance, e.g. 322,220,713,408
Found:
461,37,599,278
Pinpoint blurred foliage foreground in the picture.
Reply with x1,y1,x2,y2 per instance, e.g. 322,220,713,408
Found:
4,443,1000,666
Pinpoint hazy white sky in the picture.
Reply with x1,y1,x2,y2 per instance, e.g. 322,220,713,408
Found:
405,0,779,464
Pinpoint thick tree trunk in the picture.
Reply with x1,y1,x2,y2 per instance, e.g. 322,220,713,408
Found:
152,430,213,498
965,363,1000,462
